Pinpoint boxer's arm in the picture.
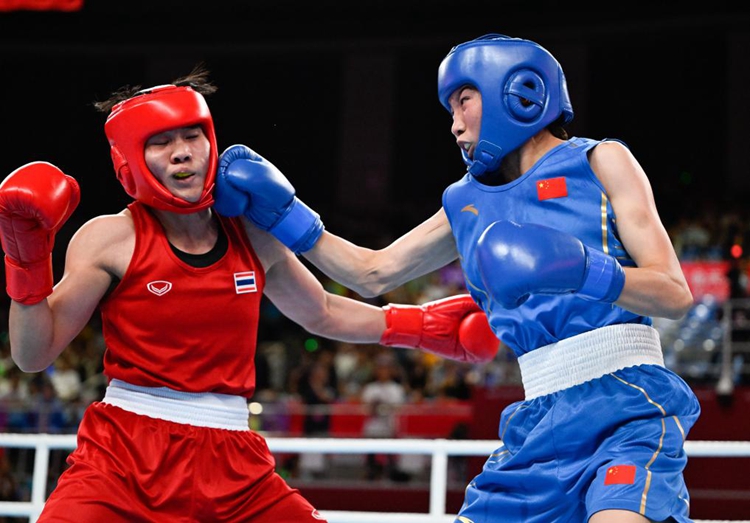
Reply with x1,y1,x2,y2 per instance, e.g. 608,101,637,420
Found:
254,237,496,361
10,215,126,372
259,235,387,342
213,146,459,297
304,208,459,298
590,141,693,319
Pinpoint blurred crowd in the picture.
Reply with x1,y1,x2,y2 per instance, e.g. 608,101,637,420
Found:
668,202,750,263
1,211,750,502
2,208,750,437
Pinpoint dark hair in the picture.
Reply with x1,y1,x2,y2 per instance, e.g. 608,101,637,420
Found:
548,115,569,140
93,62,218,114
509,92,571,140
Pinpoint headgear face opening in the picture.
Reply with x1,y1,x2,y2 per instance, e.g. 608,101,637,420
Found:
104,85,217,213
437,34,574,178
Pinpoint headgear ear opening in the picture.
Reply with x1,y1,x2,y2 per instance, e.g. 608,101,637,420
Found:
109,146,137,197
437,34,574,178
505,70,546,122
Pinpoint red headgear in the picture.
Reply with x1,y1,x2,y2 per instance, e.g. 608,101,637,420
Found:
104,85,217,213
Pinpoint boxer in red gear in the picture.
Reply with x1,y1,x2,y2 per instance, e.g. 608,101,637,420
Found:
0,65,497,522
0,63,497,523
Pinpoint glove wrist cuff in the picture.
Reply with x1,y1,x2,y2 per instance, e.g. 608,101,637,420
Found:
270,198,325,254
379,304,423,348
579,248,626,303
5,255,53,305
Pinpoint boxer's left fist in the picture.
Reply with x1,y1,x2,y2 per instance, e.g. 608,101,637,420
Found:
476,220,625,309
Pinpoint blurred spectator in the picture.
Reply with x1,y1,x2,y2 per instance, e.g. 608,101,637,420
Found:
672,215,713,260
0,367,30,403
27,375,69,434
254,344,272,395
296,357,337,479
360,354,408,481
0,367,32,432
402,352,431,402
48,349,82,403
0,341,13,379
331,342,359,396
298,359,337,437
0,449,22,523
432,360,472,401
727,258,749,299
361,353,407,407
253,340,292,399
337,344,377,399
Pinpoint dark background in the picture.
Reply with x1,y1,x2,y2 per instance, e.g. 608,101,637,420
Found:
1,1,749,249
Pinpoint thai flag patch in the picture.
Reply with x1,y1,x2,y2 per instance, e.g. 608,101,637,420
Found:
234,271,257,294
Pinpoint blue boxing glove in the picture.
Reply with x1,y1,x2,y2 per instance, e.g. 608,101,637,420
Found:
476,220,625,309
214,144,324,254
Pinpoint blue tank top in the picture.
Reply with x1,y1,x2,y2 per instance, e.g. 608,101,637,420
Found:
442,137,651,356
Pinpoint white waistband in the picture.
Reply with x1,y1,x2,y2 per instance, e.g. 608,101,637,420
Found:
517,324,664,400
102,379,250,431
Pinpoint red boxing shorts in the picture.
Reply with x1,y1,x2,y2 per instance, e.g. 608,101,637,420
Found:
38,402,327,522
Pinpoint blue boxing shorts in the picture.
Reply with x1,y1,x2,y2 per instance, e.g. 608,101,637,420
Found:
456,324,701,523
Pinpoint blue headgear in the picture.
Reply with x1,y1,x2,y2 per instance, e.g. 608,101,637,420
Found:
437,34,574,177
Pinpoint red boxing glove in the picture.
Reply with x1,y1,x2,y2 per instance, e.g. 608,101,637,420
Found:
380,294,499,363
0,162,80,305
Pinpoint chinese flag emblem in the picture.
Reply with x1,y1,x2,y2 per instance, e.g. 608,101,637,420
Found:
536,177,568,200
604,465,637,485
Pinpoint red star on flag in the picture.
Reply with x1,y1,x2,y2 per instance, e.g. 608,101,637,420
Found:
604,465,637,485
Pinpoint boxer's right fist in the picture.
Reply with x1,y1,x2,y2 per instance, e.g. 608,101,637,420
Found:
214,144,324,254
0,162,80,305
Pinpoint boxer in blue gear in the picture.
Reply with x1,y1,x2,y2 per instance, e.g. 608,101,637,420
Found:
214,33,701,523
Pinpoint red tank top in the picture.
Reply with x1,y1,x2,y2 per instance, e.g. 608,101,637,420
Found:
100,202,265,397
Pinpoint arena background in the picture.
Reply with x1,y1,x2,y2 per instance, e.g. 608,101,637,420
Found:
0,2,749,248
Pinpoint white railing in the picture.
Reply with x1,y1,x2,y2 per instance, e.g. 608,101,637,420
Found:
0,434,748,523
